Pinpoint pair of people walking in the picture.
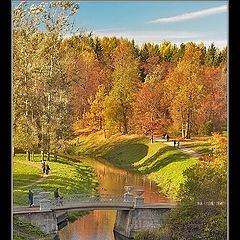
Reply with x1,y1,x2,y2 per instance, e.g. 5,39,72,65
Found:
162,133,170,141
173,140,180,148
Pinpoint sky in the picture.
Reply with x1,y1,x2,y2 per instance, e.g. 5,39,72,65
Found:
73,1,228,49
13,1,228,49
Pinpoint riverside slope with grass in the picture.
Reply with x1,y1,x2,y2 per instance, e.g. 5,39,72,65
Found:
13,154,99,239
66,130,211,199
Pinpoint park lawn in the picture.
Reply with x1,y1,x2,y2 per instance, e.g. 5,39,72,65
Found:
13,161,41,189
13,154,99,206
67,131,148,170
179,137,212,156
69,131,200,199
134,141,197,199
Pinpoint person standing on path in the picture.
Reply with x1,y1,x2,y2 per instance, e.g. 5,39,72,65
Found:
42,160,46,174
173,140,176,147
54,188,63,206
166,134,170,142
45,163,50,175
28,190,34,207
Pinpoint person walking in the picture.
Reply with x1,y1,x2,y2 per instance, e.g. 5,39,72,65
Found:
28,190,34,207
42,161,46,174
54,188,63,206
173,140,176,147
177,141,180,148
46,163,50,175
166,134,170,142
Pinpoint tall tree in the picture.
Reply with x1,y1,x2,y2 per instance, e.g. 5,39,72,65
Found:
104,41,140,134
133,75,170,142
85,84,107,132
164,43,204,139
195,65,227,133
13,1,79,159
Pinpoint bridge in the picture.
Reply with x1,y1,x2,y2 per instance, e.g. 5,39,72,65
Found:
13,193,175,213
13,188,176,238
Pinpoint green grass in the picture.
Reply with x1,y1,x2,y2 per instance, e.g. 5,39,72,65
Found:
221,130,227,137
13,154,97,239
67,131,148,170
13,154,99,206
13,217,52,240
134,142,197,198
70,131,207,199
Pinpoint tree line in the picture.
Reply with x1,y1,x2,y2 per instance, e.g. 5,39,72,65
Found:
13,2,227,158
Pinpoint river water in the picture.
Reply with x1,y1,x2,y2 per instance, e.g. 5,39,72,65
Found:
59,157,171,240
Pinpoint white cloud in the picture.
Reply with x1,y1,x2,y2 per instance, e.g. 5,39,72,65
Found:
94,30,205,40
93,30,206,45
92,30,227,49
149,5,227,23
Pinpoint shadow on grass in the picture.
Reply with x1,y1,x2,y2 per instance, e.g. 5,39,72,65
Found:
101,142,149,167
182,142,211,155
14,174,41,188
138,145,192,174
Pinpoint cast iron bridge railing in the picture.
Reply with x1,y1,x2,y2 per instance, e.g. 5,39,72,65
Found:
36,187,145,211
52,193,126,204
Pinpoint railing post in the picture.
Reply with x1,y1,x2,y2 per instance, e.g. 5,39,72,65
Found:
123,186,134,202
40,199,51,211
134,189,144,207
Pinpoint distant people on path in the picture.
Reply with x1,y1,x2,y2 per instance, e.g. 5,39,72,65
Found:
45,163,50,175
173,140,176,147
54,188,63,206
28,190,34,207
177,141,180,148
162,133,166,139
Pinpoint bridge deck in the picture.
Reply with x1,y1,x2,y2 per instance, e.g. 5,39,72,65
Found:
13,202,176,215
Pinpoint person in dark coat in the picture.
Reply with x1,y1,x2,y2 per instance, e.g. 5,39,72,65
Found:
28,190,34,207
45,164,50,175
166,134,170,142
54,188,63,206
42,161,46,174
173,140,176,147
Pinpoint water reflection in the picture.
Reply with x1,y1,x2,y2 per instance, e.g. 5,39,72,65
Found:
60,210,116,240
59,157,170,240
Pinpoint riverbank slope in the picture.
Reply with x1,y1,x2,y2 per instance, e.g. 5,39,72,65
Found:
66,131,211,198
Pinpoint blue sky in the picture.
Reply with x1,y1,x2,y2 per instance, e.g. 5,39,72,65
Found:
13,1,228,49
73,1,228,49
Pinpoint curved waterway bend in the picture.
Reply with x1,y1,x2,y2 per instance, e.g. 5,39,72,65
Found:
59,157,171,240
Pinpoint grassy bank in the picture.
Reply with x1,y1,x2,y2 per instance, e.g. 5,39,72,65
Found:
13,217,53,240
13,154,99,205
179,137,212,155
13,154,99,239
67,131,210,199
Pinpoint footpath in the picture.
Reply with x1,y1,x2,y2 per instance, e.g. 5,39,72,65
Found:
15,160,49,189
155,139,203,159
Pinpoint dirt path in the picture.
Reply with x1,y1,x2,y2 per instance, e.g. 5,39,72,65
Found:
155,139,203,159
15,160,49,189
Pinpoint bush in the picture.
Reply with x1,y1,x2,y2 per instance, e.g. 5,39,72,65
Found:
202,120,214,135
168,134,227,239
133,226,172,240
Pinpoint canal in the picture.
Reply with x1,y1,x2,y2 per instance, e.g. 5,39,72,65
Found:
59,157,171,240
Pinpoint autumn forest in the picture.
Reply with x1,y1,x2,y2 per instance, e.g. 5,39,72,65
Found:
13,2,227,157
